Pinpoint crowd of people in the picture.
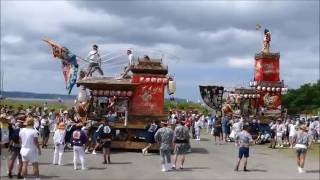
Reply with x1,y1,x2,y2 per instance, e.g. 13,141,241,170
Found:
167,109,318,173
0,104,318,179
167,109,319,148
0,104,113,179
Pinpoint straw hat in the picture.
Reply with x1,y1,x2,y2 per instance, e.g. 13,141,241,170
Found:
63,110,68,114
160,121,168,125
18,110,26,114
58,122,65,129
176,120,185,125
76,122,83,127
0,113,7,119
299,124,308,131
24,117,34,127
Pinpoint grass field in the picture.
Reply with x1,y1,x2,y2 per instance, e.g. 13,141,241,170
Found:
0,99,69,111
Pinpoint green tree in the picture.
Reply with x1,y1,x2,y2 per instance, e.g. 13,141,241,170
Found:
282,82,320,115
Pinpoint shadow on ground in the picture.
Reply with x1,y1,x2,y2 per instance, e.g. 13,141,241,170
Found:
306,170,320,173
88,167,107,170
248,168,268,172
23,175,60,179
191,147,209,154
39,162,53,165
109,162,132,165
178,167,209,171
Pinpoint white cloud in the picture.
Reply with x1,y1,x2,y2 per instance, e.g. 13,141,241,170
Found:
227,57,253,69
2,35,22,44
1,1,319,100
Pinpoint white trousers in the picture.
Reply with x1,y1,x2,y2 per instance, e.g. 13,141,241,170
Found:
53,144,64,165
73,146,85,169
276,134,283,146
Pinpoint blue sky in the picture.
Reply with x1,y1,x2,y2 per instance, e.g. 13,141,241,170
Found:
1,1,319,101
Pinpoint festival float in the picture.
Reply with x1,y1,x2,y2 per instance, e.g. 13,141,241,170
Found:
200,28,288,121
43,39,176,150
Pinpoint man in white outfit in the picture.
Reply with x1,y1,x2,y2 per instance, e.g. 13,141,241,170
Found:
86,44,104,77
118,49,135,79
194,118,202,141
288,120,297,148
276,119,285,148
19,118,42,180
71,123,88,170
231,118,242,141
53,122,66,165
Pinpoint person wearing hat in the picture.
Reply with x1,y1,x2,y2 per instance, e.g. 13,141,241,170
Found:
40,114,50,148
100,120,112,165
86,44,104,77
269,120,277,149
71,123,88,170
62,110,69,122
142,120,159,155
19,117,41,180
52,122,66,166
0,113,10,147
91,120,106,155
213,117,223,145
0,113,11,176
234,124,253,172
154,121,174,172
172,120,190,170
7,119,23,179
194,117,203,141
293,124,313,173
0,113,12,177
275,119,286,148
230,118,242,142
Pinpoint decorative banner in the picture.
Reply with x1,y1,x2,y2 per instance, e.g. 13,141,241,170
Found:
263,93,281,110
199,86,224,110
43,39,65,59
127,76,165,115
255,58,279,82
43,39,78,94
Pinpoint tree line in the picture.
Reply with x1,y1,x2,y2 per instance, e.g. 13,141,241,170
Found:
282,82,320,115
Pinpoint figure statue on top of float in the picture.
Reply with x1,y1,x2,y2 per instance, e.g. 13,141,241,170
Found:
262,28,271,54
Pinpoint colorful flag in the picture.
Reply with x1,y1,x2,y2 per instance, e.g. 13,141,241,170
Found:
43,39,66,59
199,85,224,110
43,39,78,94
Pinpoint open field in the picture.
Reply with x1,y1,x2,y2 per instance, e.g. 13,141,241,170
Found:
0,99,72,111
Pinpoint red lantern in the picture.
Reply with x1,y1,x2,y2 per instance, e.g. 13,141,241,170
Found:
121,91,126,96
110,91,115,96
104,90,110,96
127,91,133,97
163,78,168,84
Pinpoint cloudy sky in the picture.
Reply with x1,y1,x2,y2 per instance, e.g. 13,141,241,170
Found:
1,0,319,101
